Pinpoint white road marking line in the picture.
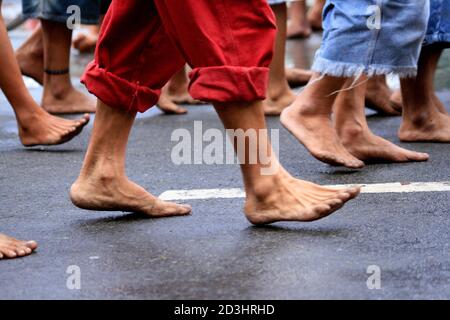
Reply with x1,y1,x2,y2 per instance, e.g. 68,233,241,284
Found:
159,181,450,201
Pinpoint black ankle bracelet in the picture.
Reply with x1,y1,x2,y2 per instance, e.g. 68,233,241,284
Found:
44,68,70,75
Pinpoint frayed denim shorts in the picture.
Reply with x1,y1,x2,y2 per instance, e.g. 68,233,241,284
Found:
425,0,450,46
312,0,430,78
22,0,101,25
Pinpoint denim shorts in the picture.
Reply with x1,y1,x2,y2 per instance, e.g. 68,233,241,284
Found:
22,0,101,24
312,0,430,78
425,0,450,46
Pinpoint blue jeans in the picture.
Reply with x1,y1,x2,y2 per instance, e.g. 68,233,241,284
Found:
312,0,430,78
22,0,101,25
425,0,450,46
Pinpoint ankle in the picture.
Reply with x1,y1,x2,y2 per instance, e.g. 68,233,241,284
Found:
79,157,126,183
16,106,47,129
336,120,366,141
245,171,289,201
44,77,73,99
403,107,436,128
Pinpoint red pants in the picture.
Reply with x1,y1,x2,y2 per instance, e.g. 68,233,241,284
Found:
82,0,277,113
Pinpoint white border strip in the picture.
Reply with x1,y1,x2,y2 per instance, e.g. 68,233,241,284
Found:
159,182,450,201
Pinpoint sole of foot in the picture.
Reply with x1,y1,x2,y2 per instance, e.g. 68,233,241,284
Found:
340,127,429,163
70,176,192,218
19,113,90,147
0,234,38,260
245,176,361,225
366,79,402,116
389,89,404,113
280,106,365,169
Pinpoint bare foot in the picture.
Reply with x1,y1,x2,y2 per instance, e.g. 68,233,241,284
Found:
286,68,313,88
166,82,202,105
281,106,365,168
18,110,90,147
390,90,450,116
157,85,188,115
390,89,403,113
366,76,402,116
307,4,324,31
339,125,429,163
16,37,44,85
73,26,99,54
399,109,450,142
264,87,296,116
245,171,360,225
42,87,96,114
0,234,38,260
70,174,192,218
287,23,312,39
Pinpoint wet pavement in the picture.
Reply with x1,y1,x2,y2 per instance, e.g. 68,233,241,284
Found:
1,1,450,300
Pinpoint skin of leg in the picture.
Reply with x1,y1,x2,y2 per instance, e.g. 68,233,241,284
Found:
287,0,312,39
214,100,360,225
365,75,402,115
399,44,450,142
334,77,429,163
0,233,38,260
264,3,296,116
280,73,365,168
0,11,89,146
70,100,192,217
40,19,96,114
308,0,325,30
393,45,447,116
16,24,44,85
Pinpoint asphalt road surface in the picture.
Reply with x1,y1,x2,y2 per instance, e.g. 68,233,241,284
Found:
0,20,449,300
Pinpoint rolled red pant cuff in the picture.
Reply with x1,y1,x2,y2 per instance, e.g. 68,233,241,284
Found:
81,61,160,113
188,66,269,103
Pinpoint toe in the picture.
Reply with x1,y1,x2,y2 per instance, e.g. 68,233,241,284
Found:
81,114,91,123
408,152,429,162
15,249,27,257
4,250,17,259
310,204,333,220
324,198,344,209
152,200,192,217
346,187,361,199
347,160,365,169
24,241,38,251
